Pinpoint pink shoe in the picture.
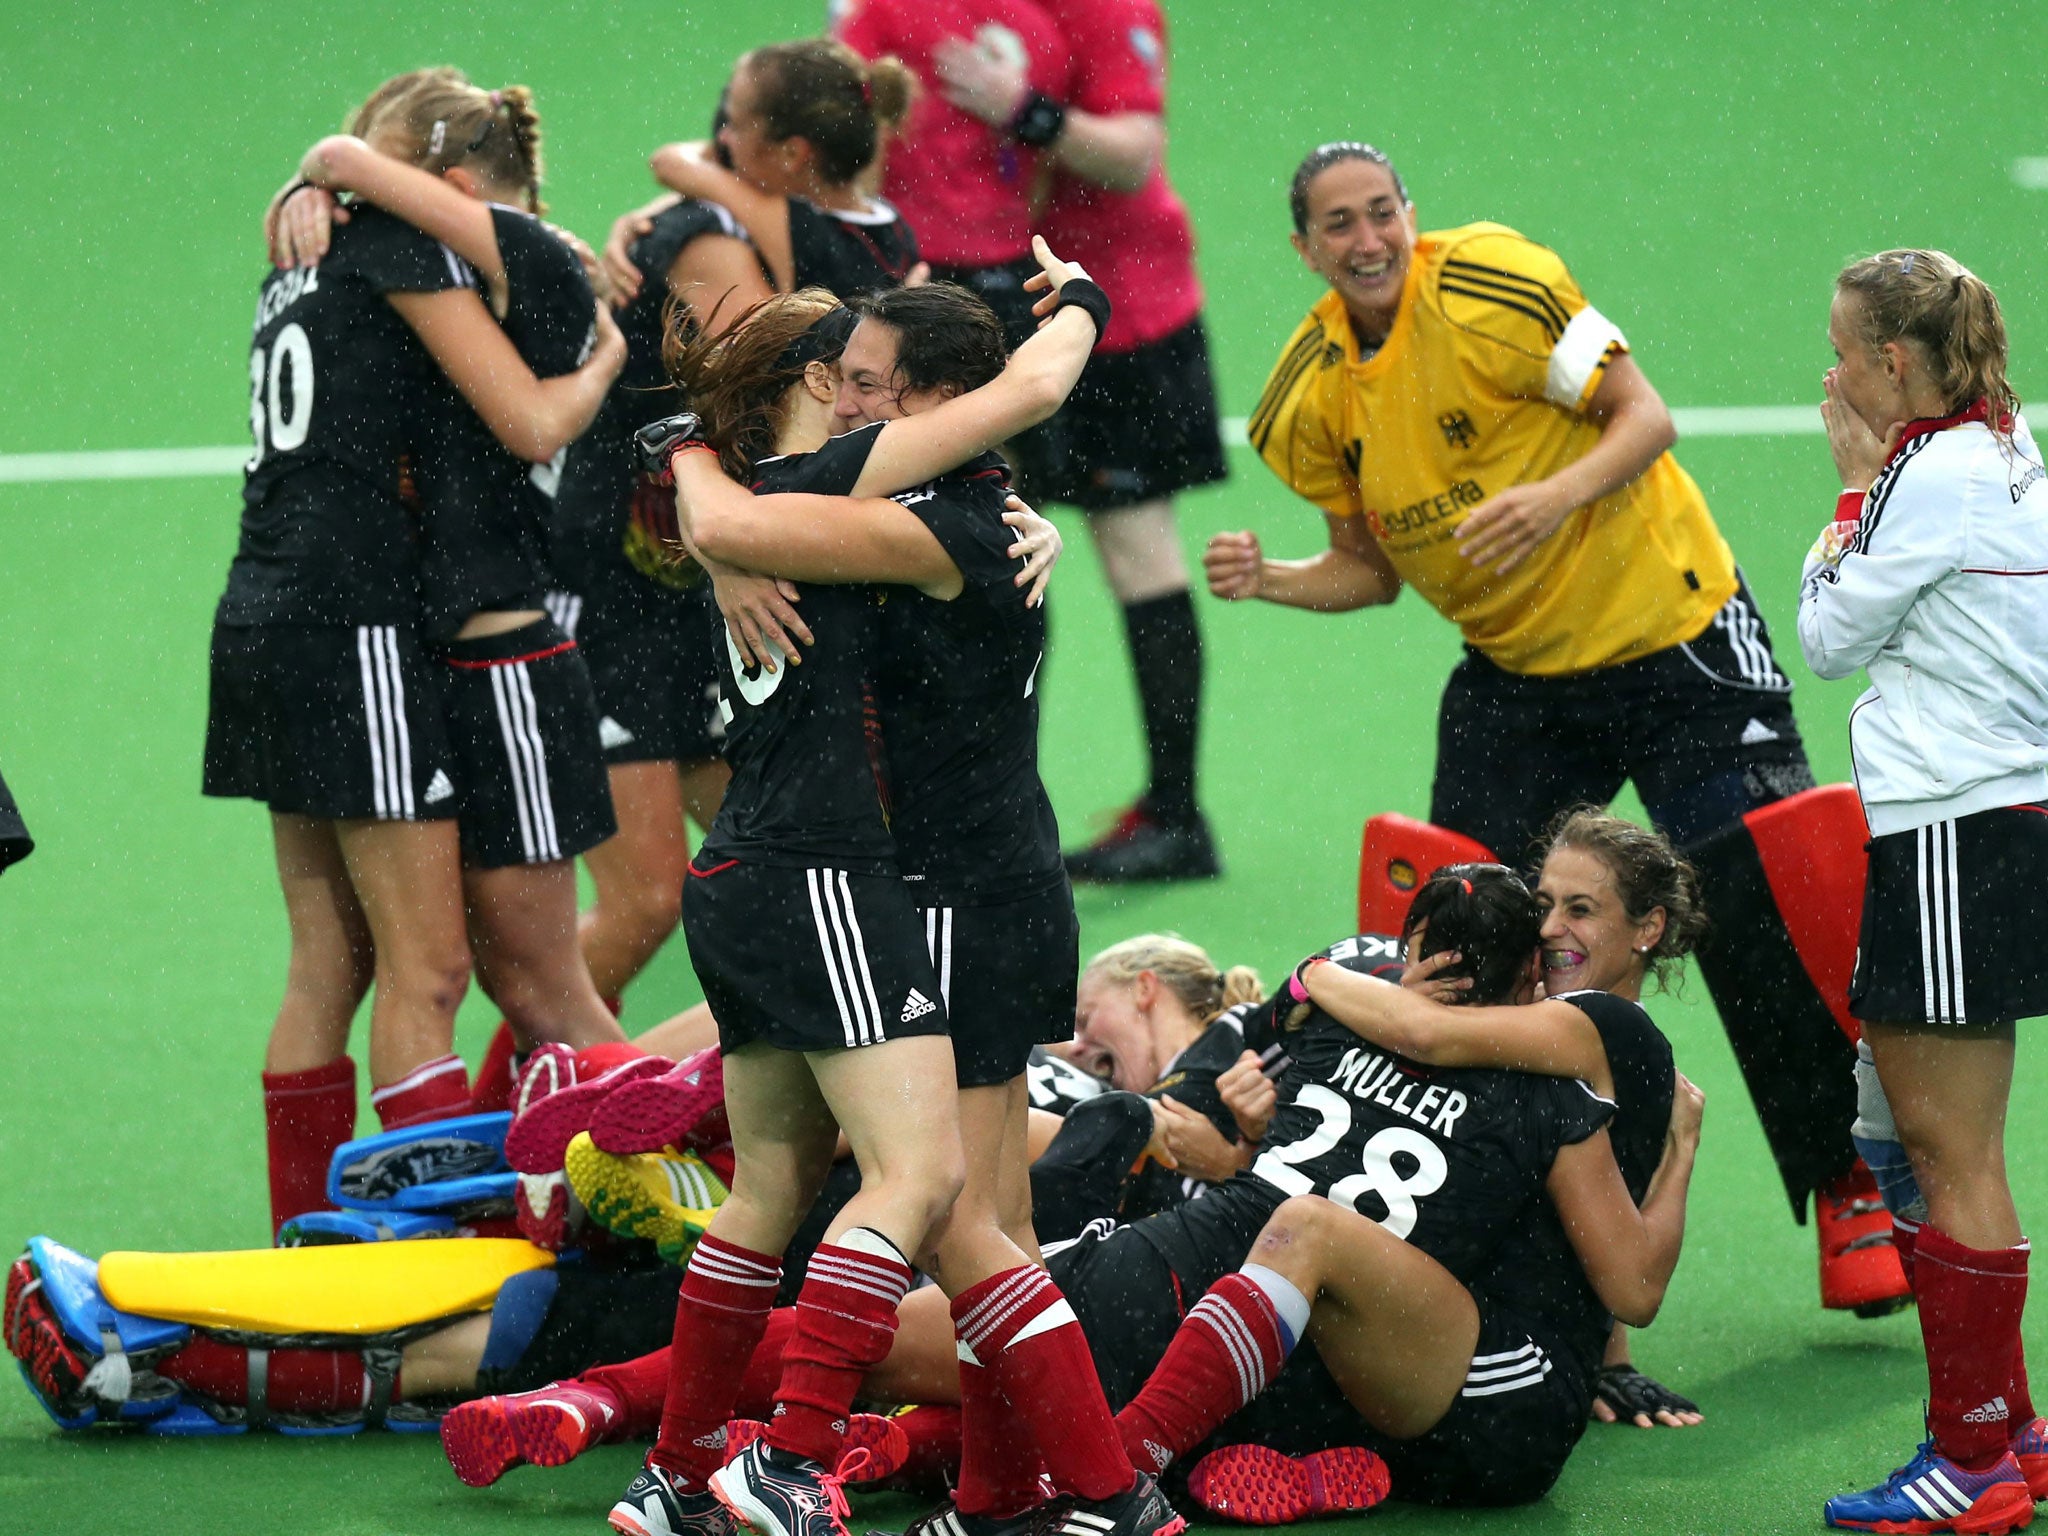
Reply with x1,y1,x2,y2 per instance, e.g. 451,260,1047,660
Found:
504,1053,669,1175
590,1047,726,1156
1185,1444,1392,1526
441,1381,622,1486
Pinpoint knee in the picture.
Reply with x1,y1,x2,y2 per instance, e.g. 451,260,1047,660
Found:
1257,1196,1333,1256
911,1150,969,1235
390,946,472,1018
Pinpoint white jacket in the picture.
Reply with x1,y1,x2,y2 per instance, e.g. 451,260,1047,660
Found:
1798,409,2048,836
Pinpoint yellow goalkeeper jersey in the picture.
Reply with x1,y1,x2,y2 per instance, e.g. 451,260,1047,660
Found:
1250,222,1735,676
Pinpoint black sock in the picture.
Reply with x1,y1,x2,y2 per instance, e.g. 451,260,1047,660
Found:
1121,589,1203,826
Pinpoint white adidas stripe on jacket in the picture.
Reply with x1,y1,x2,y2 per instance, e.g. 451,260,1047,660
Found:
1798,412,2048,836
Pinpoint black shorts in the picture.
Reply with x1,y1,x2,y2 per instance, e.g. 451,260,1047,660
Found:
1430,573,1817,865
1008,316,1230,512
921,882,1079,1088
441,619,616,869
1227,1308,1590,1509
929,255,1043,354
577,592,725,767
476,1260,680,1396
1850,803,2048,1027
1044,1221,1188,1410
683,856,950,1055
203,620,459,822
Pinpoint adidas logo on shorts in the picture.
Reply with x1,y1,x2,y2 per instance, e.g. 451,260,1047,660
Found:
599,716,636,749
900,989,937,1023
1965,1395,2012,1424
423,769,455,804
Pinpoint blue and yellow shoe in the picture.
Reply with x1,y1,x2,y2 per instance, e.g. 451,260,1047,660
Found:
1824,1440,2035,1533
564,1134,726,1265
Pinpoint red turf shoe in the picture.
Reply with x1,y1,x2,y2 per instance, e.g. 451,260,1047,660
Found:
590,1047,727,1157
504,1053,668,1175
723,1413,910,1483
2012,1416,2048,1501
1819,1160,1914,1316
1184,1444,1392,1526
442,1381,623,1486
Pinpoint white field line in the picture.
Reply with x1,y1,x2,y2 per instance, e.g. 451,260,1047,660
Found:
0,405,1822,486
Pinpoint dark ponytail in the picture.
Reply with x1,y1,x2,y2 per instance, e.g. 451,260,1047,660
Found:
1401,863,1543,1006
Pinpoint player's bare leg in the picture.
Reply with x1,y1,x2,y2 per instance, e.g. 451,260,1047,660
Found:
334,817,472,1088
466,860,628,1051
579,761,693,1000
266,814,374,1074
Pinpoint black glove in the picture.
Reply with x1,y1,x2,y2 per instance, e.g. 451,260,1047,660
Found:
1593,1365,1699,1425
634,412,709,481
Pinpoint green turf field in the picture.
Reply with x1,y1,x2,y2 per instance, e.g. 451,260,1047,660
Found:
4,2,2047,1531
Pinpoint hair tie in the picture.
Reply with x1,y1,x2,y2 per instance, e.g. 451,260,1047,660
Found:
428,119,447,155
1459,877,1473,895
1899,252,1917,275
490,89,503,110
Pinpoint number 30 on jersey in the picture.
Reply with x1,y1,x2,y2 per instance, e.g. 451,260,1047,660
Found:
247,322,315,471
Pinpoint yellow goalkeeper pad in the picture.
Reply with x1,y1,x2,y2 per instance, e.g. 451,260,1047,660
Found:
98,1239,552,1336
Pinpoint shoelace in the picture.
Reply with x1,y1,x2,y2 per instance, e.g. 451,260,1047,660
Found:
4,1274,37,1356
817,1446,870,1528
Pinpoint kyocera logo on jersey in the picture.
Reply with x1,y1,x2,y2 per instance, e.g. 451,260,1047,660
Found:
1369,479,1487,540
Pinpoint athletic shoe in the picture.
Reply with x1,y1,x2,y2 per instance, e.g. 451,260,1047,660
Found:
613,1462,737,1536
505,1053,669,1176
514,1171,581,1253
4,1258,94,1425
893,1499,1047,1536
565,1134,728,1263
710,1438,859,1536
1040,1473,1187,1536
1063,806,1221,884
1184,1444,1391,1526
444,1381,622,1485
1818,1160,1914,1317
441,1395,521,1487
725,1414,910,1484
2011,1417,2048,1501
592,1047,727,1156
1824,1441,2035,1533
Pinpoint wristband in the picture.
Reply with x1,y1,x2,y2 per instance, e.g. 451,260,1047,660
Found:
1009,90,1068,148
1053,277,1113,338
1286,955,1330,1005
1835,488,1866,523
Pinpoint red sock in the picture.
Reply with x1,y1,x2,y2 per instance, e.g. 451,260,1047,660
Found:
470,1024,520,1113
369,1054,470,1130
1918,1225,2030,1469
1894,1216,1920,1293
1115,1272,1290,1473
891,1405,964,1495
956,1342,1048,1515
736,1307,797,1419
952,1266,1133,1501
2013,1344,2037,1427
767,1232,912,1466
574,1041,647,1076
161,1335,379,1413
581,1350,671,1437
262,1057,356,1233
651,1233,783,1488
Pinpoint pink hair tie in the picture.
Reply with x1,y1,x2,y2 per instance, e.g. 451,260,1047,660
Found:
1459,877,1473,894
490,89,504,110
